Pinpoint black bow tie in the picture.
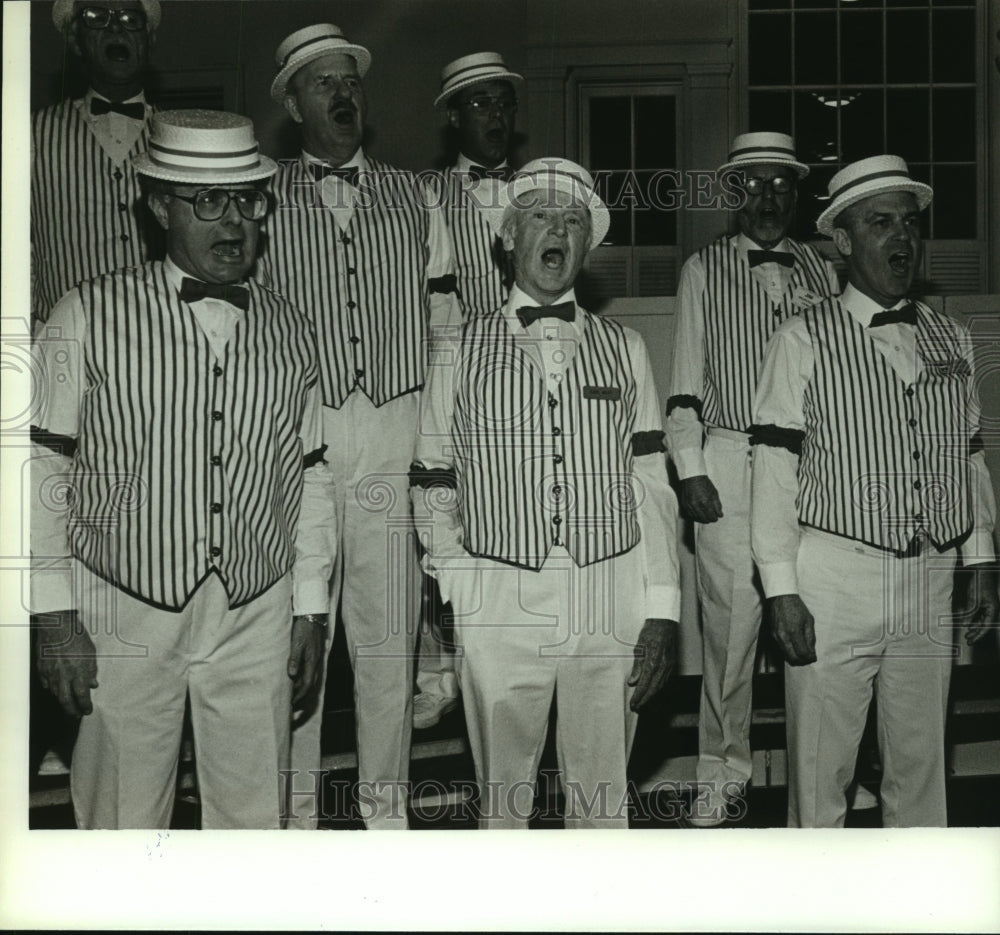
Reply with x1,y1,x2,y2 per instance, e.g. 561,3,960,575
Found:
90,97,145,120
467,164,514,182
869,302,917,328
747,249,795,269
311,163,360,187
179,277,250,312
516,301,575,328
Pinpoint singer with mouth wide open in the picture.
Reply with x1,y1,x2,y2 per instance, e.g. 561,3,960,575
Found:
257,23,460,830
32,0,162,332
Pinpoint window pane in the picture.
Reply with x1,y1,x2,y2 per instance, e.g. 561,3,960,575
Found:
932,89,975,162
795,90,838,164
596,171,632,246
749,90,792,134
793,163,836,242
749,13,792,85
794,13,837,84
749,0,790,8
907,162,933,239
840,11,882,84
931,9,975,83
840,88,885,162
931,165,976,239
886,89,930,162
795,0,836,8
634,96,676,169
886,10,929,83
589,97,630,170
633,171,676,246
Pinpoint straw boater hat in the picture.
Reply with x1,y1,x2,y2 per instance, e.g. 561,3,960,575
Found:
433,52,523,109
132,110,277,184
485,157,610,251
270,24,371,103
816,154,933,237
53,0,161,31
718,131,809,179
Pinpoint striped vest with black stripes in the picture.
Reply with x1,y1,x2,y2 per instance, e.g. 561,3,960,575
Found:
31,100,156,325
452,310,642,569
439,167,508,320
700,235,836,432
70,262,318,610
799,299,974,553
260,158,431,409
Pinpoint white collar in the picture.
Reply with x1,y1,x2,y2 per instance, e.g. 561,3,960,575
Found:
840,283,912,328
503,284,582,333
455,152,510,173
301,147,366,172
735,232,792,257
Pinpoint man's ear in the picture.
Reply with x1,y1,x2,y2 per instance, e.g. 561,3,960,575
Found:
500,215,517,253
66,21,83,57
831,226,852,256
147,192,170,231
283,94,303,124
447,108,461,130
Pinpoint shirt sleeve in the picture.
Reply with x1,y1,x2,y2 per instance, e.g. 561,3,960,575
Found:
665,253,708,480
292,378,337,615
630,331,682,621
422,176,464,335
410,333,468,605
30,291,87,613
750,316,814,598
957,323,996,565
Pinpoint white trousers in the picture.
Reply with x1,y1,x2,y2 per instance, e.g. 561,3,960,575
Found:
787,529,956,828
71,568,292,829
286,392,420,830
446,545,646,829
415,579,459,702
694,431,763,789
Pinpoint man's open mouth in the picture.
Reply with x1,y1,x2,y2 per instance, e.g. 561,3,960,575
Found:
486,128,506,143
331,104,356,127
541,248,565,270
888,251,911,275
212,240,244,259
105,43,130,63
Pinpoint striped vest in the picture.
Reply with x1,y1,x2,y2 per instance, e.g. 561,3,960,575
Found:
452,311,641,569
31,100,156,325
260,158,431,409
70,263,317,609
799,299,974,553
439,167,508,320
700,235,836,432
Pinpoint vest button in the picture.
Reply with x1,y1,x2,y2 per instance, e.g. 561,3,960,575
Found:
552,427,561,436
210,546,221,557
913,451,921,460
213,365,223,377
119,203,127,211
341,235,352,246
350,336,360,344
212,411,223,422
548,396,558,408
552,485,562,498
906,387,915,397
909,418,917,427
120,234,129,243
553,516,562,525
211,502,222,514
553,454,563,464
355,368,364,378
113,169,123,180
913,479,922,489
211,455,222,466
348,267,357,275
347,300,357,309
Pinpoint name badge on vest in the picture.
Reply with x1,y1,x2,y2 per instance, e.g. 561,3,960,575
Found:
790,285,825,311
584,385,621,401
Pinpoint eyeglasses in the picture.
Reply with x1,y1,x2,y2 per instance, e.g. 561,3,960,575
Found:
168,188,268,222
461,96,518,115
742,175,796,196
76,6,148,31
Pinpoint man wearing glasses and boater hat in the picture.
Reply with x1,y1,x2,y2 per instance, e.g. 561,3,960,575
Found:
751,154,998,827
412,52,524,732
665,132,839,825
259,24,459,830
30,110,335,829
32,1,161,331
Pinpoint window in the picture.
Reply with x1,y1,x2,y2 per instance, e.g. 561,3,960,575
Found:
745,0,984,290
576,80,684,298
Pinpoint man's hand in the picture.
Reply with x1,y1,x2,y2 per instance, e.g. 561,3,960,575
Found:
678,475,723,524
34,610,98,718
767,594,816,666
288,614,328,721
627,618,679,712
961,564,999,645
